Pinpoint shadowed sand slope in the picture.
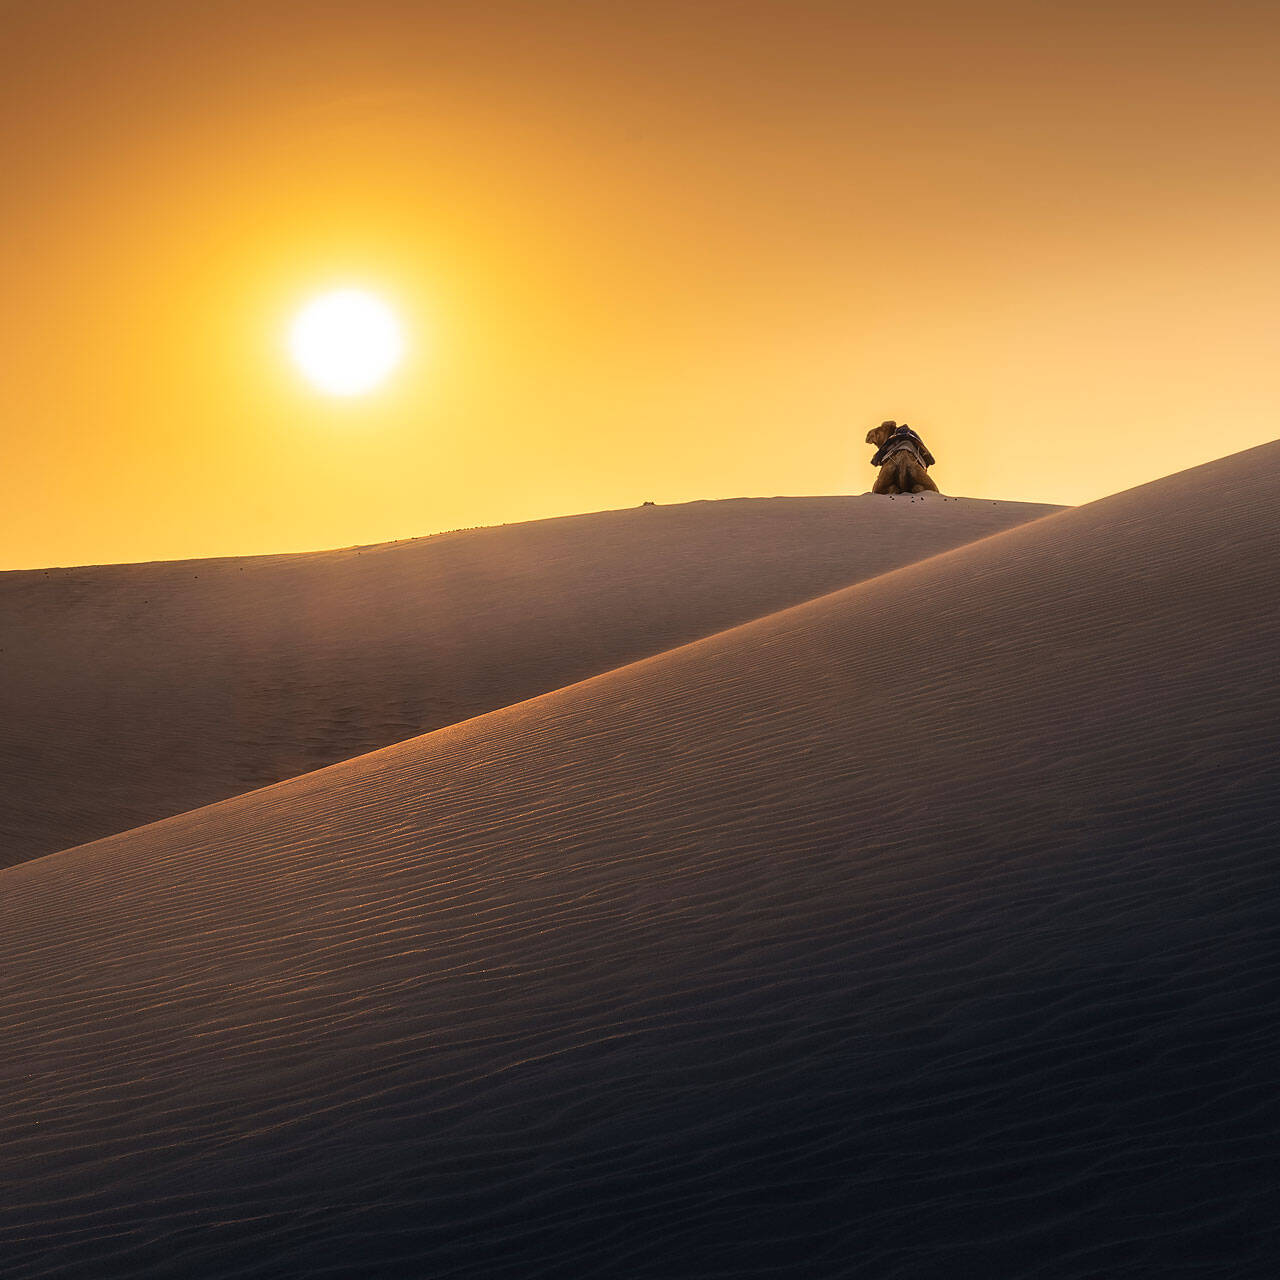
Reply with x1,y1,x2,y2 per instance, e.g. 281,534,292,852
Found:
2,444,1278,1278
0,494,1056,866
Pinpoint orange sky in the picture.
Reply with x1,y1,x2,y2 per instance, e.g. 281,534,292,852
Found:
3,0,1278,569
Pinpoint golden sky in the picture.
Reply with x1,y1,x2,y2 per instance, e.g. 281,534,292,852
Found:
4,0,1278,569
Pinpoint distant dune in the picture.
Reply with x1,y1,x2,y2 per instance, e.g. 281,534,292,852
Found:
1,445,1276,1277
0,493,1055,866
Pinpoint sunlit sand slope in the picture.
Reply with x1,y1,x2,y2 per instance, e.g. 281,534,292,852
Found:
0,494,1055,866
2,443,1277,1277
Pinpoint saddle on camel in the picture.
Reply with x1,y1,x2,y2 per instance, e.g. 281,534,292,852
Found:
865,420,939,495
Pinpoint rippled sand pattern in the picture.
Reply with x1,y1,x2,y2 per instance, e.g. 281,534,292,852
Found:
0,494,1056,866
1,446,1277,1276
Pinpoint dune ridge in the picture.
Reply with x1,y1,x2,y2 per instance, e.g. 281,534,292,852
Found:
0,493,1057,867
2,444,1278,1276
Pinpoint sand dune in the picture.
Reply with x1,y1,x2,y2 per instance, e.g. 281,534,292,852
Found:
3,445,1278,1277
0,494,1056,867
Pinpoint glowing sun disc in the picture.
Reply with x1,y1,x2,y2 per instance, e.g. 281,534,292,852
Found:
289,289,404,396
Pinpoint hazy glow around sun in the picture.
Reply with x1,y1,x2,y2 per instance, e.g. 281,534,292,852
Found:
289,289,404,396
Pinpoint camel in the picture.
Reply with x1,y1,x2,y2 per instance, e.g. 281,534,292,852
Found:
865,420,939,495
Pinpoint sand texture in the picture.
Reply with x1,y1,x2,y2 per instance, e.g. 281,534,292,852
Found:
0,494,1056,867
2,446,1278,1276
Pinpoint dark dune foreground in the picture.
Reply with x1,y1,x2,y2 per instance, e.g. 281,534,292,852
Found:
3,444,1279,1278
0,494,1056,867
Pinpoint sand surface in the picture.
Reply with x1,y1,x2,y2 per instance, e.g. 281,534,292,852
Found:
2,448,1277,1277
0,494,1056,867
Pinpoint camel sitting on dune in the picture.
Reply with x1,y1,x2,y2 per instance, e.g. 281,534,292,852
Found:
866,420,939,495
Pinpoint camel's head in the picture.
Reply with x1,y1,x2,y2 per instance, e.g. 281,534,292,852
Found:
866,420,896,448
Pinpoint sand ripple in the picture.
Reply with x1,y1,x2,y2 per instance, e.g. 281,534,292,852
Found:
0,447,1277,1276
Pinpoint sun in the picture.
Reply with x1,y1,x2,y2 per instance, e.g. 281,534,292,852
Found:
288,289,404,396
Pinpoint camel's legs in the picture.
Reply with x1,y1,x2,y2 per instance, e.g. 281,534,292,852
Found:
874,457,937,495
872,464,899,495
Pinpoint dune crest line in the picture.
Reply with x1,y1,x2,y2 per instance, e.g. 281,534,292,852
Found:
0,493,1056,866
